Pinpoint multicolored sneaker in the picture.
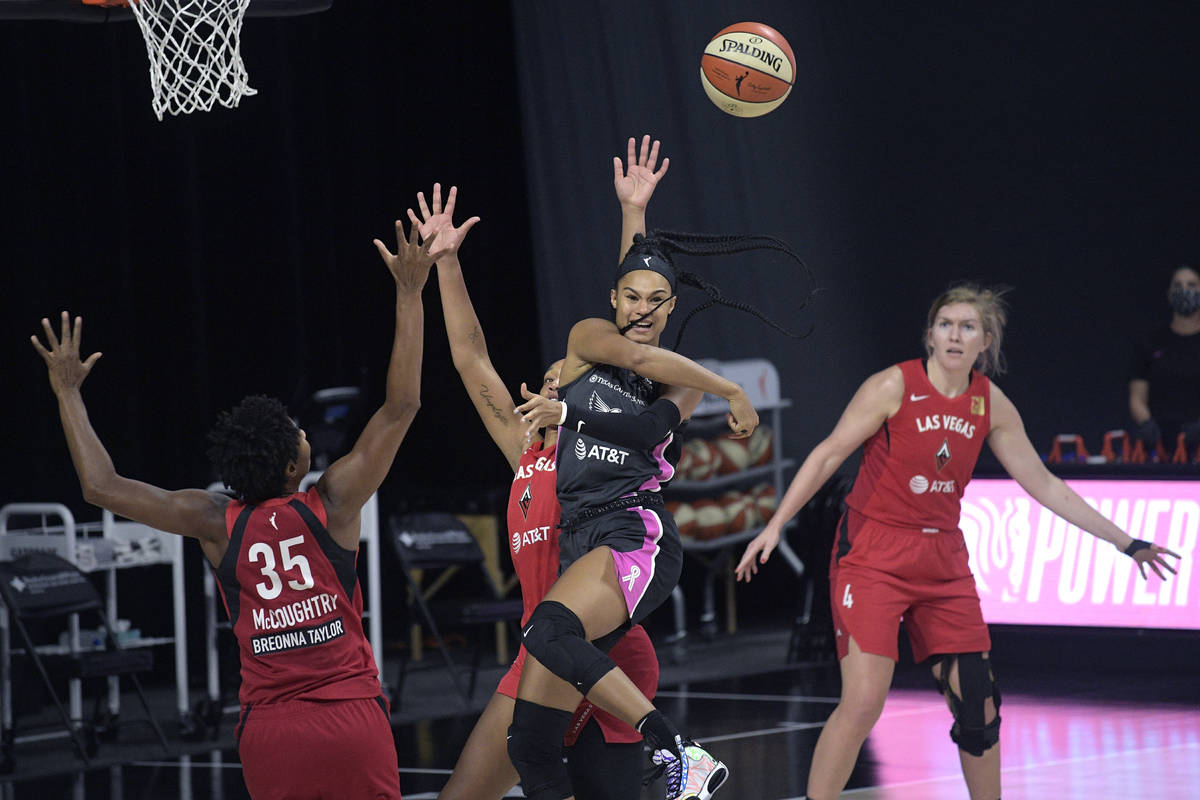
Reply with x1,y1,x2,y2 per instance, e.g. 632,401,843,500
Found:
648,738,728,800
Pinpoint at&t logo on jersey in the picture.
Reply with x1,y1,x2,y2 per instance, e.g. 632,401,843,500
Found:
574,438,631,465
909,475,957,494
511,525,552,556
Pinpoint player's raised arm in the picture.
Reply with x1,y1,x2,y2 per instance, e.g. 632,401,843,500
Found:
316,213,451,541
32,311,231,564
614,134,669,263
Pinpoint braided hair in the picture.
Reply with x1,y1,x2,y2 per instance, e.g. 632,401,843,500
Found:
614,229,815,350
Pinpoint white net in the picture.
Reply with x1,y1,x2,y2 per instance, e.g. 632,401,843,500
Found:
126,0,257,120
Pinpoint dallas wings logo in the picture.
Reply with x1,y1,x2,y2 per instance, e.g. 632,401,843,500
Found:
589,391,622,414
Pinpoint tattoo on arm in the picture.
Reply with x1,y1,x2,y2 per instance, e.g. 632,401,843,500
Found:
479,384,509,424
467,325,480,343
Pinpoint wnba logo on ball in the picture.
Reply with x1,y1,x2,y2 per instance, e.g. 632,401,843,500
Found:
909,475,930,494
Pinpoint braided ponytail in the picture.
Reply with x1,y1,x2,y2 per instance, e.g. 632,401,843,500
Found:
618,229,815,351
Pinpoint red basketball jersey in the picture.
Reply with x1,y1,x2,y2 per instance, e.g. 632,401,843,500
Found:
844,359,992,532
217,487,380,706
507,441,562,626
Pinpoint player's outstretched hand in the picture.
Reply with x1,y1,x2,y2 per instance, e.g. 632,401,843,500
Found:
614,134,669,211
407,183,480,258
31,311,101,396
735,524,781,582
374,217,448,295
515,383,563,449
1125,539,1181,581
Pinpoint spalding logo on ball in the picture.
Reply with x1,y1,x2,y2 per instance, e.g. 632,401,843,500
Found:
701,22,795,117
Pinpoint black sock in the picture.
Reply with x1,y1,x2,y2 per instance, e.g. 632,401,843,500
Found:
635,709,680,752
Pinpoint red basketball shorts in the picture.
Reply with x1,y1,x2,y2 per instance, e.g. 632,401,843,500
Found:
237,695,401,799
830,509,991,663
496,625,658,745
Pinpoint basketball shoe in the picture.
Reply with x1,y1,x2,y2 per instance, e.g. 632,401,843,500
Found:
647,737,728,800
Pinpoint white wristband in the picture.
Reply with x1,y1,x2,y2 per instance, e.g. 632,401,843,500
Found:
558,401,569,426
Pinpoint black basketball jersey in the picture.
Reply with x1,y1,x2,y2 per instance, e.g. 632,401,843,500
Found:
556,363,676,518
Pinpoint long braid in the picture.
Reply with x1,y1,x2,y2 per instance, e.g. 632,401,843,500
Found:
624,229,816,351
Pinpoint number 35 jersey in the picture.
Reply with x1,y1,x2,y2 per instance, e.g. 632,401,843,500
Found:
216,487,380,706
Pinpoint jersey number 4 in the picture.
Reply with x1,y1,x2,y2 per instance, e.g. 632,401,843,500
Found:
248,535,315,600
842,584,854,609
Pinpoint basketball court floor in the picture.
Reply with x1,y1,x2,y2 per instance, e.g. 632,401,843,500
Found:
2,640,1196,800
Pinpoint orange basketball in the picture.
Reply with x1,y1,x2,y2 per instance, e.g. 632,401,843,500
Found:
692,498,730,540
701,22,795,117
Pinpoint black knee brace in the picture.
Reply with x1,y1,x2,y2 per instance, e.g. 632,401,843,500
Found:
522,600,617,694
507,699,572,800
934,653,1002,757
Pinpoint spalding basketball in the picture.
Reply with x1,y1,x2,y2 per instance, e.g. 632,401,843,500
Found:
722,490,762,533
692,498,729,540
713,437,751,474
753,483,779,523
701,22,795,118
669,501,698,539
683,439,719,481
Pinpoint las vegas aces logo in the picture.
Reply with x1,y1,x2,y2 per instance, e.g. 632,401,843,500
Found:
518,483,532,519
935,438,951,472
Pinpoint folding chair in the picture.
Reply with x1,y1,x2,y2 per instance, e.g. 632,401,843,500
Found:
0,553,168,768
388,512,523,706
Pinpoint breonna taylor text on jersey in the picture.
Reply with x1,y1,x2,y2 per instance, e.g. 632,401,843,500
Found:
555,363,676,520
216,486,380,706
844,359,992,532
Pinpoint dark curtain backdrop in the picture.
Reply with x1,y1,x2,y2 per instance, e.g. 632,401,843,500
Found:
1,2,539,513
513,0,1199,471
0,1,1197,660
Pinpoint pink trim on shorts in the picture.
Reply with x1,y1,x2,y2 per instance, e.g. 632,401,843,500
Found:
610,507,664,617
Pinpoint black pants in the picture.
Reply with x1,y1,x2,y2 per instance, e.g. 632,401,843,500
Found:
566,718,645,800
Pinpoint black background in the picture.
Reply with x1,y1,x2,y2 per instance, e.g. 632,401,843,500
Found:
1,1,1196,666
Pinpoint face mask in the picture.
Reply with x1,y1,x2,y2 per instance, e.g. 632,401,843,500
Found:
1168,287,1200,316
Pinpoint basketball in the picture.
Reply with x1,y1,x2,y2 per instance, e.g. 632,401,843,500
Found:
722,490,762,533
669,501,698,538
692,498,730,540
747,425,774,466
753,483,779,523
700,22,795,118
713,437,752,474
684,438,719,481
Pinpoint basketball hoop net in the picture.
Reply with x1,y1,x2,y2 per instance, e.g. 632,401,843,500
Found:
120,0,257,120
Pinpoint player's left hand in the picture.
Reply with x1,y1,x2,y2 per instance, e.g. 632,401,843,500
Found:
515,383,563,449
31,311,102,396
614,134,669,211
1125,539,1181,581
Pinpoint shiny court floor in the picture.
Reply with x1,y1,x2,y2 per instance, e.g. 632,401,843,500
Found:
2,662,1196,800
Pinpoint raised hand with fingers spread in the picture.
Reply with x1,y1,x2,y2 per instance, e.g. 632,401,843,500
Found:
31,311,102,397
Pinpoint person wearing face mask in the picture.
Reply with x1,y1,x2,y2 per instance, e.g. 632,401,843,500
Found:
1129,265,1200,457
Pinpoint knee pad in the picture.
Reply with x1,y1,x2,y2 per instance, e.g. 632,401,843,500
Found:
934,653,1002,758
522,600,617,694
507,699,572,800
